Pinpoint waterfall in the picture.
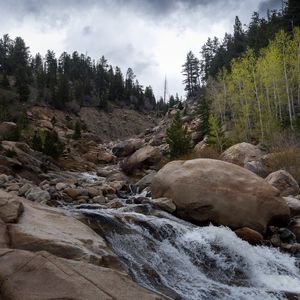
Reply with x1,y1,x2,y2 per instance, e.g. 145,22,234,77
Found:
72,203,300,300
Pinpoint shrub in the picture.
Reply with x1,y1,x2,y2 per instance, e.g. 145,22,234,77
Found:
5,148,17,158
43,130,64,160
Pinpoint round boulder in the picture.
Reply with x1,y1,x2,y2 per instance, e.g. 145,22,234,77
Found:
151,159,290,233
265,170,300,197
220,142,265,175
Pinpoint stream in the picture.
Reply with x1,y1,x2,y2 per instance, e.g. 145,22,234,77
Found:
69,197,300,300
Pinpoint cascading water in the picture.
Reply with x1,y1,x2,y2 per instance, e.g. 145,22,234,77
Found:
71,201,300,300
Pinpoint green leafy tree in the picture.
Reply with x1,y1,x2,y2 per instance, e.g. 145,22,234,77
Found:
207,114,227,152
166,111,192,158
196,92,210,141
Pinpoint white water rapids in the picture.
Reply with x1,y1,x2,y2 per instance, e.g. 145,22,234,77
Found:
72,203,300,300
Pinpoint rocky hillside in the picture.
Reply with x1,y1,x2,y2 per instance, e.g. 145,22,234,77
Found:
1,101,300,299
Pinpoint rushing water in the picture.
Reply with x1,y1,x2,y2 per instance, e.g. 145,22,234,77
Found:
71,201,300,300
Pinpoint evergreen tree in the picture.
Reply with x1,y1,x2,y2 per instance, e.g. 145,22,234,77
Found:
43,130,64,159
31,131,43,152
182,51,200,97
73,121,81,139
166,111,192,158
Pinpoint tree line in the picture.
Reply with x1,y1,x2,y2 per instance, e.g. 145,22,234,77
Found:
178,0,300,152
0,35,157,111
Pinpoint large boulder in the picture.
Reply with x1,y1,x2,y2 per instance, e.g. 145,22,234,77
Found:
265,170,300,197
151,159,290,233
113,138,144,157
121,145,162,174
220,142,265,175
0,249,163,300
0,191,122,270
0,121,17,139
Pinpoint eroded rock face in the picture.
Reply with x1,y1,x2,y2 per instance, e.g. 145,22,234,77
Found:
265,170,300,197
0,249,164,300
151,159,290,233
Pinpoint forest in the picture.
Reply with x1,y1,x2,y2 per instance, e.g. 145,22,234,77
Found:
181,0,300,149
0,35,159,114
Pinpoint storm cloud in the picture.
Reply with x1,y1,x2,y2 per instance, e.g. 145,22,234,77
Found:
0,0,281,97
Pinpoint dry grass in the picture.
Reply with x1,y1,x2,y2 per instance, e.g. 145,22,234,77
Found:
265,130,300,182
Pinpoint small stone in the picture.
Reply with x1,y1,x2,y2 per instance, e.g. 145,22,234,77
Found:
93,195,106,204
56,182,68,191
63,188,82,199
235,227,264,245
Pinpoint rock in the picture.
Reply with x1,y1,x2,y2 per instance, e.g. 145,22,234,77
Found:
18,183,33,196
283,197,300,216
0,173,9,186
108,200,125,209
235,227,264,245
289,218,300,242
56,182,68,191
0,219,8,247
83,148,115,164
145,197,176,213
25,187,51,203
151,159,290,233
112,138,144,157
0,249,163,300
278,228,297,244
6,194,122,269
93,195,107,204
88,187,102,198
39,119,54,130
220,143,265,174
121,145,162,174
63,187,82,199
265,170,300,197
0,121,17,139
0,191,24,223
135,172,157,191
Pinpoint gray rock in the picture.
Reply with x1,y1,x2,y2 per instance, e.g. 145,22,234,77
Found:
25,187,51,203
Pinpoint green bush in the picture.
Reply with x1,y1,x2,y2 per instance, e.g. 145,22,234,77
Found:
5,148,17,158
31,131,43,152
43,130,64,160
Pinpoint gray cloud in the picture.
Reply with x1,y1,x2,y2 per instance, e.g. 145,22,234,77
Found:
0,0,282,97
258,0,282,14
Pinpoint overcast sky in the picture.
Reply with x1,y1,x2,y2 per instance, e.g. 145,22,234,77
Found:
0,0,281,99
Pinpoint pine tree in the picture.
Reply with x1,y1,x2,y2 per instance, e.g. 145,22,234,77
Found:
182,51,200,97
31,131,43,152
166,111,192,158
43,130,64,159
73,121,81,139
